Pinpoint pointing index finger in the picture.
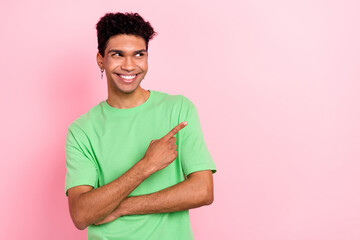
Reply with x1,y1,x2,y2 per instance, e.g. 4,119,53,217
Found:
162,121,188,141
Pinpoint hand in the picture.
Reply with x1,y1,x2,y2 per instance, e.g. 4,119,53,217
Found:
93,212,119,225
93,198,127,225
142,121,188,174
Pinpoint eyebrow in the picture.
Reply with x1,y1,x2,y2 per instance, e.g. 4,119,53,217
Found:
108,49,147,54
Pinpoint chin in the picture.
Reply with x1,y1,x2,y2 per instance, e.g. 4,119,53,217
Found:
115,84,140,94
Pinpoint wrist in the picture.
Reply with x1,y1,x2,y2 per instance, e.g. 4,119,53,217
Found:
138,157,156,177
117,197,131,217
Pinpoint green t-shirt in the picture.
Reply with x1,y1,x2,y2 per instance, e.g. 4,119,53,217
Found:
64,89,217,240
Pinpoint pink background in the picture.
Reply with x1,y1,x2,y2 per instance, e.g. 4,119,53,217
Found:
1,0,359,239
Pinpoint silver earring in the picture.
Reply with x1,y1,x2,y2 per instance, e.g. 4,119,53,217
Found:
101,69,104,79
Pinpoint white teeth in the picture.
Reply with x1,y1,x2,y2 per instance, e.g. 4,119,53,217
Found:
120,74,136,80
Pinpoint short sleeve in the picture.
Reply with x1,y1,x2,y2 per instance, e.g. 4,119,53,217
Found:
178,97,217,177
64,125,98,196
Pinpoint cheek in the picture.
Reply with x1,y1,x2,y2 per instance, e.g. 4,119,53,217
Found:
139,61,148,71
104,58,121,68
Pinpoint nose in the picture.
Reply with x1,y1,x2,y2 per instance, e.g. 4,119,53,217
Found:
122,57,135,72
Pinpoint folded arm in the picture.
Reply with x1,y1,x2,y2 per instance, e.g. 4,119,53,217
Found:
67,122,189,230
67,158,153,230
94,170,214,225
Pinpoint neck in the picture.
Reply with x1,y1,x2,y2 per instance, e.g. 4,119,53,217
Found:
106,87,150,109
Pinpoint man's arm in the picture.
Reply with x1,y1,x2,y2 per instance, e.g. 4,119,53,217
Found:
67,122,188,230
67,158,153,230
94,170,214,225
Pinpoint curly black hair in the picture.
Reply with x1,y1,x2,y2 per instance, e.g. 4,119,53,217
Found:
96,12,157,57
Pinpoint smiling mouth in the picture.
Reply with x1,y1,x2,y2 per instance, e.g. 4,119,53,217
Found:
115,73,140,83
118,74,137,80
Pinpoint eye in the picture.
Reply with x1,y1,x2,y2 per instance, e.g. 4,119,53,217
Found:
135,53,144,57
112,53,123,57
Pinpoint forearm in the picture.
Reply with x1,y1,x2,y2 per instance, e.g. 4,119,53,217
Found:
71,158,153,229
94,173,213,225
122,178,211,215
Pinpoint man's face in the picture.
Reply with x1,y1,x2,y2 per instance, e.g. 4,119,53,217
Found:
97,34,148,94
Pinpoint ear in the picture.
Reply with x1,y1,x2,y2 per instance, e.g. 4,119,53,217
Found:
96,52,104,69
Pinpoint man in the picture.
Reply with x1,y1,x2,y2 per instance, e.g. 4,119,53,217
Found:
65,12,217,240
